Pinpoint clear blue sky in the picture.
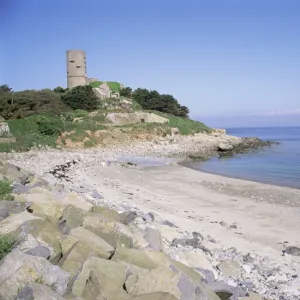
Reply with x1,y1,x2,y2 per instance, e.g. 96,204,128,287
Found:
1,0,300,127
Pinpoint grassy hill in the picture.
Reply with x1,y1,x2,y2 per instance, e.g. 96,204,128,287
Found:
89,81,121,92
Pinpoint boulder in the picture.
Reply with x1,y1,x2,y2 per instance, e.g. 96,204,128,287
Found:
217,260,241,280
0,210,41,235
62,192,93,211
25,244,51,259
218,143,234,152
12,182,31,194
27,201,66,223
83,213,134,248
120,211,138,225
0,162,32,184
92,205,127,223
112,246,162,270
72,257,129,300
15,192,58,204
16,283,66,300
170,251,216,279
0,251,70,299
15,219,63,263
144,227,163,251
79,270,106,300
58,205,87,234
125,263,220,300
60,227,114,276
0,200,31,217
125,267,181,298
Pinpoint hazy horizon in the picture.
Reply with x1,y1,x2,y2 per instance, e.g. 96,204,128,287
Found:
1,0,300,127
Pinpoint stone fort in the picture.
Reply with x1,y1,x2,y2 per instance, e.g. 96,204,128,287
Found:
66,50,122,99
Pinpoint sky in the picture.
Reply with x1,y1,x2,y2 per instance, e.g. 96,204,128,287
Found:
1,0,300,128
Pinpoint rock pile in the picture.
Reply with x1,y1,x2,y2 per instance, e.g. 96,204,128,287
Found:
0,161,270,300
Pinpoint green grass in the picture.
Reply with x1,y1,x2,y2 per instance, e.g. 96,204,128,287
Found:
0,234,17,260
89,81,121,92
153,112,211,135
0,116,59,152
0,180,14,201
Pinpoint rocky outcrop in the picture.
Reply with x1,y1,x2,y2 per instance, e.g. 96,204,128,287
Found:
0,161,293,300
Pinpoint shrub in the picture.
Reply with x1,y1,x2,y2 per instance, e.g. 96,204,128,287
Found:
0,180,14,201
120,87,132,98
0,88,69,120
61,85,98,111
74,109,89,118
36,116,64,136
0,234,17,260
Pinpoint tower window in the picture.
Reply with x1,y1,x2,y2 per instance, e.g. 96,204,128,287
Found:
76,66,81,68
70,60,75,63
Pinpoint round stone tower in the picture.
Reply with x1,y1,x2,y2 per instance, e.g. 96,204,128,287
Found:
66,50,87,89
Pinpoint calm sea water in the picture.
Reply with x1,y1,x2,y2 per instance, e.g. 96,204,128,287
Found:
184,127,300,189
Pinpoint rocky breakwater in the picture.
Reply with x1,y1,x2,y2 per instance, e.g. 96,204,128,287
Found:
0,160,296,300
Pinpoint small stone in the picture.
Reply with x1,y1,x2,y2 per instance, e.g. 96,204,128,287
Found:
242,264,252,274
170,238,201,249
283,246,300,256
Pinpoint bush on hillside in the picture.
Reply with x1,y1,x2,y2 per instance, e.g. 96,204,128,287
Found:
0,88,69,120
131,88,190,118
53,86,68,94
61,85,98,111
120,87,132,98
36,115,64,136
74,109,89,118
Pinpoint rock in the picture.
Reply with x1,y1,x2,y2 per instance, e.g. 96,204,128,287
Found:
170,251,216,279
218,143,233,152
200,241,219,255
0,200,31,216
283,246,300,256
170,238,201,249
79,270,106,300
0,251,70,299
92,205,126,223
27,201,66,223
238,292,263,300
16,283,66,300
25,245,51,259
126,263,220,300
15,219,63,263
89,190,103,199
217,260,241,280
144,227,163,251
62,192,93,211
15,192,58,204
112,246,160,270
143,212,155,223
0,210,41,235
210,280,247,300
82,213,134,248
242,264,252,274
125,267,181,298
130,293,179,300
60,227,114,276
59,205,87,233
12,182,31,194
72,257,129,300
120,210,138,224
0,162,32,184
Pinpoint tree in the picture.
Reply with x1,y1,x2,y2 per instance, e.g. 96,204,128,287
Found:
53,86,67,94
119,87,132,98
0,84,13,93
61,85,98,111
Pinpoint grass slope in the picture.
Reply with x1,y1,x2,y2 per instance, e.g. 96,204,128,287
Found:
89,81,121,91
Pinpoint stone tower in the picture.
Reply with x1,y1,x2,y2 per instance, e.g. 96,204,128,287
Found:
66,50,87,89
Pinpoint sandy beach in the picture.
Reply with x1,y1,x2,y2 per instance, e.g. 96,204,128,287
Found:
2,139,300,298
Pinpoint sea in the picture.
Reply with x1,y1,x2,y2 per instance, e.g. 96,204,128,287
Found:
184,127,300,189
